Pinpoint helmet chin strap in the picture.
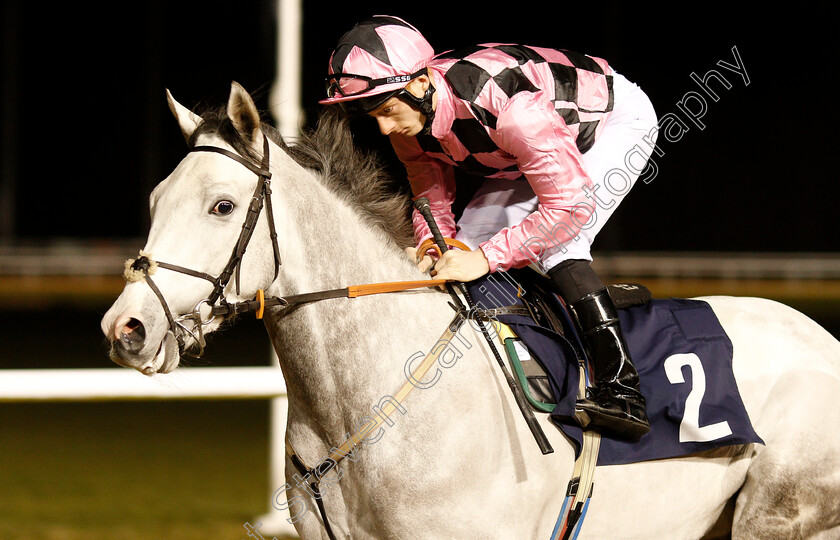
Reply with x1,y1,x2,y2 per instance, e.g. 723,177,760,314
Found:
397,82,436,135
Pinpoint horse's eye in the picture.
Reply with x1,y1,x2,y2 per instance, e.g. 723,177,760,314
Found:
211,200,234,216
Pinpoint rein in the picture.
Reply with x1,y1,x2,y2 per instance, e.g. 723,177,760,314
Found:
208,279,449,318
284,291,534,540
124,135,591,537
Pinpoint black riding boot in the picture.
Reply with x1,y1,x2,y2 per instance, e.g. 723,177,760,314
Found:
568,288,650,440
547,260,650,440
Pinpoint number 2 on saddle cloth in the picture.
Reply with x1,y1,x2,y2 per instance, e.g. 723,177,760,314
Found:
466,267,763,466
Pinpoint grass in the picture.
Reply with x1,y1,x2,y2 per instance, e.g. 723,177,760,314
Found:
0,399,296,539
0,302,294,539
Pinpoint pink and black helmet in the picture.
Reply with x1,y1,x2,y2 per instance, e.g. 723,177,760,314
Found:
321,16,436,117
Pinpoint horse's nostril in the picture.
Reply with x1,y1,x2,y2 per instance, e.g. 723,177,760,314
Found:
119,318,146,354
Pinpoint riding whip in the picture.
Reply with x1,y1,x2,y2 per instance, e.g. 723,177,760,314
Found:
413,197,553,455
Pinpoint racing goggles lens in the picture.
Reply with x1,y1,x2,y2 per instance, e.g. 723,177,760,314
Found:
326,68,427,98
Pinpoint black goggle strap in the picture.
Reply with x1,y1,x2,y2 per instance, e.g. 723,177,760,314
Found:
326,67,428,98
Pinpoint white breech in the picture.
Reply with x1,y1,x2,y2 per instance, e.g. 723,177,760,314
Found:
454,72,659,270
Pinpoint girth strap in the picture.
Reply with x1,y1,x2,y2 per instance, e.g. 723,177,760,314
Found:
551,363,601,540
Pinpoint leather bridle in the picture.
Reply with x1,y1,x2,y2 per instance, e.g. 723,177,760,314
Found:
123,132,450,362
127,134,282,357
121,134,557,538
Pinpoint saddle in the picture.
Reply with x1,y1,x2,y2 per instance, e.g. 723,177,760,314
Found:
470,268,652,414
468,268,763,468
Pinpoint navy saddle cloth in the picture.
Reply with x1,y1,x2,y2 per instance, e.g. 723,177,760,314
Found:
467,270,763,466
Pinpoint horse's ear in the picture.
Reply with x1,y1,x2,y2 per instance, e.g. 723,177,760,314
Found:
166,89,201,142
226,81,262,145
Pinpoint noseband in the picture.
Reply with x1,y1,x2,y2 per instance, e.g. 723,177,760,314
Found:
126,134,282,357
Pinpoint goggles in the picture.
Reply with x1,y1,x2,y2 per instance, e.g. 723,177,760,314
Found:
325,68,428,99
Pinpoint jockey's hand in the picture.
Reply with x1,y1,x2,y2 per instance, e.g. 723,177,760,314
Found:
431,248,490,282
404,246,434,273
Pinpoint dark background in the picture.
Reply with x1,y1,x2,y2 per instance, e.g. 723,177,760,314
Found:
1,2,835,252
1,7,837,536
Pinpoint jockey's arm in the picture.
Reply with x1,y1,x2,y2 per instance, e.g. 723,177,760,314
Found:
389,133,458,248
480,91,593,273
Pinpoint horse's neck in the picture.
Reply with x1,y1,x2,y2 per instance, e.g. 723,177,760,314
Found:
261,156,578,519
264,160,454,448
272,161,420,300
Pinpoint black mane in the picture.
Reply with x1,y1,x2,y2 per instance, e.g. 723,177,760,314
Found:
189,106,414,248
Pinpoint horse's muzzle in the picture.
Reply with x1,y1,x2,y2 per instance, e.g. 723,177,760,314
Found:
105,313,180,375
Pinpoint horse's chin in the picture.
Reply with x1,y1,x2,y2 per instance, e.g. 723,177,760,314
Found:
137,331,181,376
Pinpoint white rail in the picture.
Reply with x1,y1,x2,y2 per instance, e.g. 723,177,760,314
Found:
0,366,285,401
3,2,303,537
0,366,299,537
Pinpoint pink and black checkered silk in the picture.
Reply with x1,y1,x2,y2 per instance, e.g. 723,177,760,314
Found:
392,44,615,271
320,16,434,106
425,44,614,168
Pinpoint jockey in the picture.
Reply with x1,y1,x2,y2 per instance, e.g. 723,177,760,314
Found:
321,15,658,441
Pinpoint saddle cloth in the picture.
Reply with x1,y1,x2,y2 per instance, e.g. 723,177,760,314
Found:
467,271,764,466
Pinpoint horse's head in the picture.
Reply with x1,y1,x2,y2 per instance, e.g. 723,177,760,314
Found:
101,82,282,375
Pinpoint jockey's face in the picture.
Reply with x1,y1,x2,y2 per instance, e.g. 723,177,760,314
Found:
368,96,427,137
